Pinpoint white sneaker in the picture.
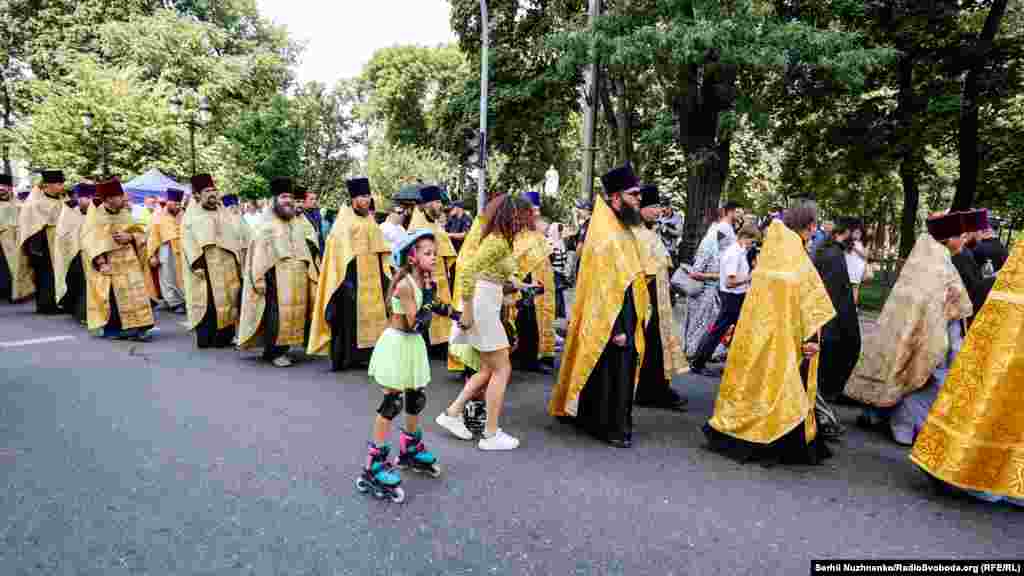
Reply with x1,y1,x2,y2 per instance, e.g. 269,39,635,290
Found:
272,355,293,368
478,429,519,451
435,412,473,441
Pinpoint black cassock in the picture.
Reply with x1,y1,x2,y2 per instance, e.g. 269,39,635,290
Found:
510,272,547,372
634,277,686,408
952,250,994,328
26,230,59,314
813,241,861,402
59,254,87,323
0,245,12,302
325,258,389,371
572,288,639,445
193,255,239,349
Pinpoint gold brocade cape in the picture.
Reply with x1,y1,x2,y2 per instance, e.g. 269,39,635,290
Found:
182,204,243,331
708,221,835,444
81,204,157,330
54,205,87,303
910,239,1024,499
0,200,34,299
238,215,317,349
635,226,688,379
549,195,650,417
409,206,456,345
297,214,322,274
845,235,972,407
16,191,62,298
307,207,392,356
448,216,487,371
512,229,556,359
145,211,186,293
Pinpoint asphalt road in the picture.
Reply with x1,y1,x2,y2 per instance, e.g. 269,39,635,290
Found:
1,301,1020,575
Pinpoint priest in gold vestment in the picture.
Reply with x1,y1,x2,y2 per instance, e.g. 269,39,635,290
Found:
238,178,317,368
54,183,94,324
845,233,972,445
307,177,391,371
146,187,187,314
0,173,32,303
18,170,65,314
82,178,157,341
910,236,1024,507
508,191,556,375
549,164,650,448
182,174,243,349
703,204,836,465
409,184,456,353
633,185,688,411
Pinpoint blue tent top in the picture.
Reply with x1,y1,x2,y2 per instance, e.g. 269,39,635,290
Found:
123,168,190,205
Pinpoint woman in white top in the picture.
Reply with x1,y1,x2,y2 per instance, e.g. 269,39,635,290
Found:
845,224,868,305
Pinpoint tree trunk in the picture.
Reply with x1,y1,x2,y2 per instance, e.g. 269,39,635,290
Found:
950,0,1009,211
896,55,919,259
1,79,11,176
676,61,737,264
898,158,920,259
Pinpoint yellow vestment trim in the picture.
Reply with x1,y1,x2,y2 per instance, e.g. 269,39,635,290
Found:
910,239,1024,499
81,204,156,330
707,220,835,445
549,195,650,417
182,204,243,331
307,207,392,356
846,234,972,407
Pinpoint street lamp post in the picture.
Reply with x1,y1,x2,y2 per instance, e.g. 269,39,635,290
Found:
81,111,110,176
477,0,489,211
170,92,211,175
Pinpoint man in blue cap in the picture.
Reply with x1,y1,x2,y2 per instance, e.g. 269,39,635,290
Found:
18,169,65,313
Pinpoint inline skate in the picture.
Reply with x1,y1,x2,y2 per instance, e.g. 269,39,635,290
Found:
463,400,487,436
396,429,442,478
355,443,405,503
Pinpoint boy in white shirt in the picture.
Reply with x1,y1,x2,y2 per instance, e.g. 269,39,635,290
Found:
690,224,761,375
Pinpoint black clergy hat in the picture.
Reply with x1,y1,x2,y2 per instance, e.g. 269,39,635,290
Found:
75,183,96,198
419,185,442,204
926,212,965,242
96,178,125,199
191,173,215,193
0,173,12,187
601,163,639,195
270,177,294,197
639,184,659,208
346,177,371,198
41,170,65,184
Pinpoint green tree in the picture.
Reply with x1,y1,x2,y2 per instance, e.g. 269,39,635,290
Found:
224,94,305,199
15,57,181,180
292,79,366,209
364,140,458,208
551,0,894,261
361,45,468,148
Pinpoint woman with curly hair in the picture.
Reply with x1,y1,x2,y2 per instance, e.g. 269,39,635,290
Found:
436,194,538,450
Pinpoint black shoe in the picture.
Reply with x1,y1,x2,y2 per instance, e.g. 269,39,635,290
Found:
607,436,632,449
689,366,714,377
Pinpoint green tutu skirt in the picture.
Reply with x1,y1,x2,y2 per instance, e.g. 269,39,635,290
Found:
368,328,432,390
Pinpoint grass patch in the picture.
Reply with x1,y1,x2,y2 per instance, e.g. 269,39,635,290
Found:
858,281,889,313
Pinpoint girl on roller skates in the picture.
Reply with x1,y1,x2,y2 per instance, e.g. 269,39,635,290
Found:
358,229,447,502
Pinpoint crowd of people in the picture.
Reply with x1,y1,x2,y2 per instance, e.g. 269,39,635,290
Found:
0,166,1020,507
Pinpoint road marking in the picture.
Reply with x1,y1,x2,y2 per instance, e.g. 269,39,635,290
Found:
0,335,76,348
